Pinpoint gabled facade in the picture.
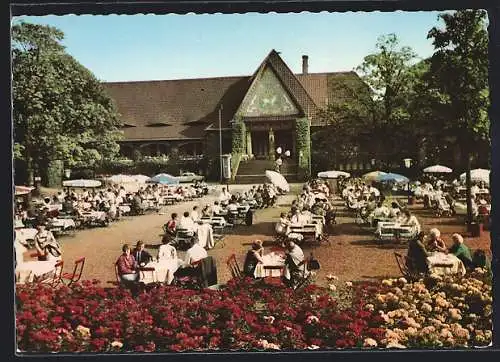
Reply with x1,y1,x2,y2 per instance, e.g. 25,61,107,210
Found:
102,50,368,180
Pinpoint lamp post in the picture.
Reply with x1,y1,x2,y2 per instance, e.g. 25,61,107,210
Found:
403,158,412,205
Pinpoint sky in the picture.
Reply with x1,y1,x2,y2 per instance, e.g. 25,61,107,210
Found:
13,12,448,82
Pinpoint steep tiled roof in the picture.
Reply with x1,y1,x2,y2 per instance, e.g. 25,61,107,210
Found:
103,52,368,140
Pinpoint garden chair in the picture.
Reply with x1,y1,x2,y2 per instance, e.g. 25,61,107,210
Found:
394,252,421,282
33,260,64,288
61,257,85,286
226,254,242,279
263,265,284,286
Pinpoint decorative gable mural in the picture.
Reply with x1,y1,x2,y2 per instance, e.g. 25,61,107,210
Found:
238,66,300,117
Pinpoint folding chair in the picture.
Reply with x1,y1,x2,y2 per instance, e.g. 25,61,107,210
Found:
226,254,242,279
34,260,64,288
62,257,85,286
263,265,284,286
394,252,421,282
294,258,315,290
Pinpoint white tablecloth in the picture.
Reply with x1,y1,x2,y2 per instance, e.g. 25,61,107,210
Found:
119,205,131,214
15,228,37,244
49,218,76,230
196,223,214,249
16,260,58,284
82,211,107,221
427,252,466,276
139,259,179,285
254,253,285,278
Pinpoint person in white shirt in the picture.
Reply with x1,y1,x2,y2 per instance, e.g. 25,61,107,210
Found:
227,199,239,212
178,211,196,232
212,201,222,216
181,238,207,267
191,206,200,222
158,240,177,262
219,187,231,205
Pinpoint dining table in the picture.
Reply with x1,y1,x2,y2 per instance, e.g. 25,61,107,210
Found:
426,252,466,276
254,252,285,278
16,260,59,284
139,258,180,285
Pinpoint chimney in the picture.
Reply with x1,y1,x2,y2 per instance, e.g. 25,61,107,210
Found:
302,55,309,75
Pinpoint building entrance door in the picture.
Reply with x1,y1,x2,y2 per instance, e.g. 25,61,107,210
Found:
251,131,269,159
274,130,293,157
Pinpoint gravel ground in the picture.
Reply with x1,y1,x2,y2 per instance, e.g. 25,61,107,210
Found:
22,186,492,288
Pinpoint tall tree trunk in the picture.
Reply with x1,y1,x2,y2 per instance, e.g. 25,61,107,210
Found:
465,146,473,225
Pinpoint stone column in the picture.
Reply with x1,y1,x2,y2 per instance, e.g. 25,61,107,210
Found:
246,128,252,156
268,127,275,161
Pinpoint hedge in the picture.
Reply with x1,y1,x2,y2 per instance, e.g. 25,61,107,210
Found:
295,118,311,180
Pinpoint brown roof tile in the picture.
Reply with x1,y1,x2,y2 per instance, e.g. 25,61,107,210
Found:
103,52,368,140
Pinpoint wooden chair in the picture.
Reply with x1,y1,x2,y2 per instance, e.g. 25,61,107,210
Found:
61,257,85,286
263,265,285,286
226,254,242,279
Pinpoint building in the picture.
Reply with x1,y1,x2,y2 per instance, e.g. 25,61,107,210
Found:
103,49,369,181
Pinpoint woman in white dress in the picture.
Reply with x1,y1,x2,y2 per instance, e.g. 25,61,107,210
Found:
157,241,178,285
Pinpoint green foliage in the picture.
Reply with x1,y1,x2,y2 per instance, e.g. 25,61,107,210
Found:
12,21,123,185
135,155,172,176
97,158,134,175
231,119,246,153
295,118,311,180
45,159,63,188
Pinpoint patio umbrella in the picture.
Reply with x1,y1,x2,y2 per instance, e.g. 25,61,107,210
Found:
132,174,150,183
106,174,136,184
265,170,290,192
423,164,453,173
147,173,180,185
459,168,490,184
377,172,409,184
62,179,102,188
362,170,387,181
317,170,351,179
15,185,34,196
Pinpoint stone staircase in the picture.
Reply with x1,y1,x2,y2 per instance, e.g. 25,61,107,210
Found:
234,159,298,184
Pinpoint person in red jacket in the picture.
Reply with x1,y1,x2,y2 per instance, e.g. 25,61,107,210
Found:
116,244,139,283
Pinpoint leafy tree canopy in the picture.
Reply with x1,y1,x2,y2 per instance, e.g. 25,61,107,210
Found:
12,21,123,183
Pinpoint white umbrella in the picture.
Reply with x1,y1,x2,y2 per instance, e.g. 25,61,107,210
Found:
423,164,453,173
62,179,102,188
460,169,490,184
317,170,351,179
15,185,34,196
106,174,136,184
362,170,387,181
265,170,290,192
132,174,150,183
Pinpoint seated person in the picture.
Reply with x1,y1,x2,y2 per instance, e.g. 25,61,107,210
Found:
449,233,473,269
212,201,222,216
389,202,401,219
163,213,178,240
219,187,231,206
227,198,239,213
406,232,430,274
191,206,200,222
176,237,208,272
311,198,325,216
399,209,421,235
472,249,491,273
178,211,196,233
158,240,177,262
284,240,305,287
201,204,212,218
116,243,139,284
243,240,265,277
132,240,153,266
426,228,447,253
34,223,62,261
275,212,291,236
372,202,390,223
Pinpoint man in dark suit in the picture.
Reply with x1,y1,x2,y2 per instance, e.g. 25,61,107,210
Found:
133,240,153,266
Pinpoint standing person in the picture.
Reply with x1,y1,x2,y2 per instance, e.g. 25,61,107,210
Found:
275,156,283,173
34,223,62,261
191,206,200,223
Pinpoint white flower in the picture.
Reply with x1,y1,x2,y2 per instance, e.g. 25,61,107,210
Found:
363,338,378,347
345,281,353,287
306,315,320,324
386,341,407,349
111,341,123,348
307,345,320,350
328,284,337,292
76,325,90,338
398,277,408,284
263,315,275,324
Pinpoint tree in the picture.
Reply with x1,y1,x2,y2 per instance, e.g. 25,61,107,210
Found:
426,10,489,224
12,22,123,185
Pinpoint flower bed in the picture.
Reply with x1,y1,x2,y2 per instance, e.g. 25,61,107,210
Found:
15,271,492,353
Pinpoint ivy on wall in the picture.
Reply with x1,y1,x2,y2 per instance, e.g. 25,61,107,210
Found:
295,117,311,180
230,118,246,179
